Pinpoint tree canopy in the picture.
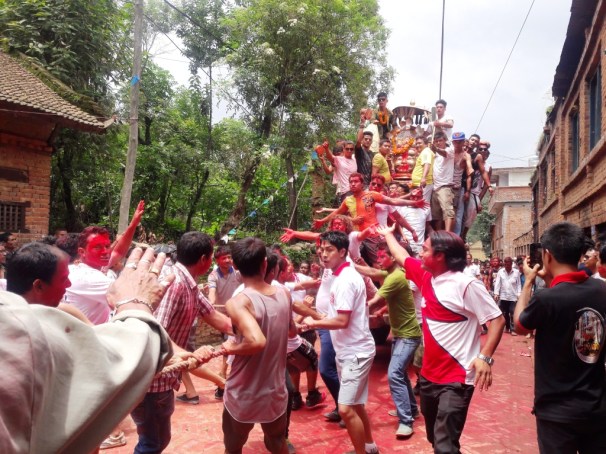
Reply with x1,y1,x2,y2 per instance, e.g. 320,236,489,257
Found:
0,0,393,243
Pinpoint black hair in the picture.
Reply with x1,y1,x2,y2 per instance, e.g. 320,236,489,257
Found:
214,244,232,259
540,222,586,266
266,249,280,279
269,243,283,254
56,233,80,262
177,231,214,266
377,92,388,99
470,133,480,140
600,245,606,265
231,237,266,277
436,99,447,107
39,235,57,246
319,231,349,253
434,131,447,141
429,231,466,272
582,237,596,255
6,243,64,295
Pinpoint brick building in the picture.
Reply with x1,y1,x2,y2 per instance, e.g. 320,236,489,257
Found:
489,167,534,259
0,52,107,243
532,0,606,245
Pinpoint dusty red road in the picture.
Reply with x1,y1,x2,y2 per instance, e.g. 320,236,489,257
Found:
110,333,538,453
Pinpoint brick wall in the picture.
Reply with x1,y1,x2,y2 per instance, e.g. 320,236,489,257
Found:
513,229,534,257
0,138,52,245
534,3,606,242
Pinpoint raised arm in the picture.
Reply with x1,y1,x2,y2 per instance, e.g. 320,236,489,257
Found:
356,112,367,144
108,200,145,269
280,228,321,243
312,203,348,230
318,155,334,174
381,195,427,209
376,224,410,266
354,263,386,282
389,209,418,243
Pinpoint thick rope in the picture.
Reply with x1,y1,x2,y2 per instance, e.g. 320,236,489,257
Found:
157,349,225,377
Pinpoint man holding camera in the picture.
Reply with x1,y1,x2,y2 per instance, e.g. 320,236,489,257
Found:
514,222,606,453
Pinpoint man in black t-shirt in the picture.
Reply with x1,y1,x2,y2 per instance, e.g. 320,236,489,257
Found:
514,222,606,454
355,110,375,186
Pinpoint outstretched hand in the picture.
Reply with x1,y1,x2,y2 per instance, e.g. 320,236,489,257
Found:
312,219,325,230
280,228,295,243
132,200,145,225
107,247,175,311
376,224,396,237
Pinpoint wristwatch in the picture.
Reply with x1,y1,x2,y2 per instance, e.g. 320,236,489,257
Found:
477,353,494,366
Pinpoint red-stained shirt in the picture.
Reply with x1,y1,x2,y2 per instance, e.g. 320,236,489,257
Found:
341,191,385,231
149,262,214,393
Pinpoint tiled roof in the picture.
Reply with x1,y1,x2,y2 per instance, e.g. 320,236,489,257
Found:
0,52,106,132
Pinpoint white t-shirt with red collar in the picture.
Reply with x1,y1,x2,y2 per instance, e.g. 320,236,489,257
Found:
404,257,501,385
327,262,375,360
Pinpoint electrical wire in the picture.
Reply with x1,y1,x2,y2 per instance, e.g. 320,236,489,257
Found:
474,0,536,132
162,0,236,53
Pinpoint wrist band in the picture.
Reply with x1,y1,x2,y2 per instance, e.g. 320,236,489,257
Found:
115,298,154,313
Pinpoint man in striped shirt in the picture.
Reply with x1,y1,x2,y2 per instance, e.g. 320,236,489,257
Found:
131,232,232,453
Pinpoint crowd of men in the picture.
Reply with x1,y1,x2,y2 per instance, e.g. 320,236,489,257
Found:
2,95,606,454
315,95,495,245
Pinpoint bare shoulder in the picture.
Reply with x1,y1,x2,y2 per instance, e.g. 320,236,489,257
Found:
226,292,253,315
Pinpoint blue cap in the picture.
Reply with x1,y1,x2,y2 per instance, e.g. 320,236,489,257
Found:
452,132,465,141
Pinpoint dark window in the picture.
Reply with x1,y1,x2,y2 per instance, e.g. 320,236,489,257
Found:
540,164,547,208
0,201,28,231
589,65,602,149
571,110,580,172
550,151,556,194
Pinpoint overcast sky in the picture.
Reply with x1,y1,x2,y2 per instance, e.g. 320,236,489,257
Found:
154,0,572,169
379,0,571,168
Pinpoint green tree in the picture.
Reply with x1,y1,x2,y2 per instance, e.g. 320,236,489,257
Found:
467,198,495,256
0,0,132,231
177,0,393,233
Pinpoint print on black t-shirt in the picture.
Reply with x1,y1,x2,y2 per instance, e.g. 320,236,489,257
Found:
574,308,605,363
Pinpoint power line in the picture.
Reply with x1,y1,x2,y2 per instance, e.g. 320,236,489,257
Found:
474,0,536,132
162,0,236,53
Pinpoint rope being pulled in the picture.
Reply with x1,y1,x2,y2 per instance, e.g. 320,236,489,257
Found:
157,347,226,377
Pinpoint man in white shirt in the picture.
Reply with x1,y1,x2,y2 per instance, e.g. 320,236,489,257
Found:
64,226,115,325
304,231,379,454
463,253,481,280
318,140,358,204
425,99,454,142
388,185,429,254
494,257,522,335
430,132,455,232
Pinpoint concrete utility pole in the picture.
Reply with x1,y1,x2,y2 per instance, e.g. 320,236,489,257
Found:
118,0,144,232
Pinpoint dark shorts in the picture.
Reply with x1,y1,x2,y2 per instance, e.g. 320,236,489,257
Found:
222,407,287,454
287,337,318,373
